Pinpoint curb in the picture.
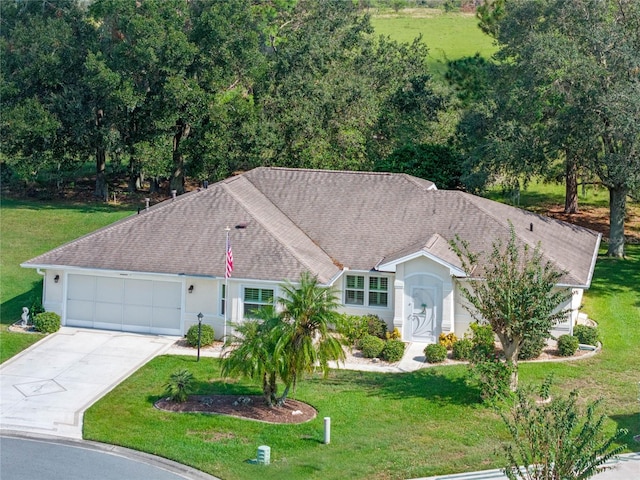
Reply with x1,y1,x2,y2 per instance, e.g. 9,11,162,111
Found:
0,431,221,480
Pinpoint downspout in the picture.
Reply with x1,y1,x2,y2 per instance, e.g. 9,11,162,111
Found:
36,268,46,313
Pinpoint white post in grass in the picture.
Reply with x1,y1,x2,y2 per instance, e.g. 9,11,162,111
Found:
324,417,331,444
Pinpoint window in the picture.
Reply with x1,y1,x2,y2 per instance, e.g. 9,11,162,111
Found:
345,274,389,308
369,276,389,307
243,287,274,317
345,275,365,305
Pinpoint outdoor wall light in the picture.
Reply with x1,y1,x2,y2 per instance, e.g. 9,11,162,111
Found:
188,285,194,294
54,275,60,283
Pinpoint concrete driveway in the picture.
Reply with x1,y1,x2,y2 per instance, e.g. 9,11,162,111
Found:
0,327,175,439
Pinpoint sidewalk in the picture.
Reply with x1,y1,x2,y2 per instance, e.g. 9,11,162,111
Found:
411,452,640,479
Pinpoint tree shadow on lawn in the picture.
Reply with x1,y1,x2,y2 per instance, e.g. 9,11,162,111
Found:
610,413,640,452
589,248,640,298
0,282,42,326
312,366,480,407
1,197,134,214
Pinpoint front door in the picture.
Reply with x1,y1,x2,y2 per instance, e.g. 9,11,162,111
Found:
409,286,436,342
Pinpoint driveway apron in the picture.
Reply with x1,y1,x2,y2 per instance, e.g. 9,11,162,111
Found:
0,327,175,439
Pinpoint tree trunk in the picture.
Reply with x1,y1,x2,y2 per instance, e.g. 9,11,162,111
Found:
149,177,160,193
564,155,578,214
498,333,519,391
170,120,190,195
128,157,143,193
95,147,108,200
262,373,273,407
607,186,627,258
94,109,108,201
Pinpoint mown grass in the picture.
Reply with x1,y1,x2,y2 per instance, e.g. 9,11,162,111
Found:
85,245,640,479
85,357,506,480
0,198,132,362
371,10,497,77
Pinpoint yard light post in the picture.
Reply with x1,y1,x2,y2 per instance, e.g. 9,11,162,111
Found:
197,312,203,362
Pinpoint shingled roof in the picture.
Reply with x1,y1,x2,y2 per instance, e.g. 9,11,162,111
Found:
23,167,601,287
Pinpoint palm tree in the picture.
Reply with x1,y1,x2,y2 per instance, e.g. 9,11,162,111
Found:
221,308,284,406
222,272,345,407
275,271,345,404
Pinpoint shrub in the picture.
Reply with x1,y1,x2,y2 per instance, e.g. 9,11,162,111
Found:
335,314,368,346
29,296,45,319
186,323,215,347
518,335,547,360
573,324,599,346
381,339,405,362
386,327,401,340
164,369,194,403
424,343,447,363
365,314,388,340
438,332,458,350
557,335,579,357
359,334,386,359
33,312,61,334
471,356,514,402
452,338,473,360
469,322,495,360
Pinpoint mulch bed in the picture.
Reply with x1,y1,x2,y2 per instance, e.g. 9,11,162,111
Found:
155,395,317,424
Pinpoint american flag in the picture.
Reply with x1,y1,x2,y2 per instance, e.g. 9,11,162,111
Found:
225,233,233,279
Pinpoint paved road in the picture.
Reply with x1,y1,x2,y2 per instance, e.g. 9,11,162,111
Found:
0,434,219,480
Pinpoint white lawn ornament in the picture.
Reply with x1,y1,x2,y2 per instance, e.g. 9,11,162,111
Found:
21,307,30,326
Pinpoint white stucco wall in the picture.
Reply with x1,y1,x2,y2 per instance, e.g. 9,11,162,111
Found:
332,274,395,329
183,277,219,337
453,280,475,337
42,270,64,316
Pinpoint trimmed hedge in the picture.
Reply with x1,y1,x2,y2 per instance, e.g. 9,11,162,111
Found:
452,338,473,361
381,339,405,362
557,334,579,357
360,334,385,359
186,324,215,347
518,335,547,360
573,324,599,346
33,312,61,334
424,343,447,363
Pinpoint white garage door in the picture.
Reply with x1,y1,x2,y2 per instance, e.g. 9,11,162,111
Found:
66,275,182,335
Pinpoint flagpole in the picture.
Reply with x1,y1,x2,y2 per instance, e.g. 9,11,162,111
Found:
224,226,230,342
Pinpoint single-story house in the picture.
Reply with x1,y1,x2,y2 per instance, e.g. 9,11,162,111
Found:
22,167,601,342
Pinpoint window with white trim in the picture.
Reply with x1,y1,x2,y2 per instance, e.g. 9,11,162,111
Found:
345,274,389,308
243,287,274,318
368,276,389,307
345,275,365,305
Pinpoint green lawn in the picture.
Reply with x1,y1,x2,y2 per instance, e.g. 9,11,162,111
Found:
84,245,640,479
0,198,132,362
371,10,497,77
2,194,638,479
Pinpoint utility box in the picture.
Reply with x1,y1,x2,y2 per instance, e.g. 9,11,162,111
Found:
257,445,271,465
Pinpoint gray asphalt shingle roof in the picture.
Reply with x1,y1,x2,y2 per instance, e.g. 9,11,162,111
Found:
23,167,600,286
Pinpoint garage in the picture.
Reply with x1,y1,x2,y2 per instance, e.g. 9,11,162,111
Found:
66,274,182,335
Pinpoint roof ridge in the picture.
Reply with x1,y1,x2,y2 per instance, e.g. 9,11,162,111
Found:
22,190,202,266
400,173,438,191
221,175,339,282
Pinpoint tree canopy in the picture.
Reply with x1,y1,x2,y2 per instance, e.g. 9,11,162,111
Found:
458,0,640,257
1,0,444,194
451,223,571,391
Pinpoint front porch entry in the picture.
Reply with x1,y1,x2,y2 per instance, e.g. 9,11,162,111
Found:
403,271,444,343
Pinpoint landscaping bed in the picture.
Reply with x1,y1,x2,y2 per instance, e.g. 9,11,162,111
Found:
155,395,317,424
